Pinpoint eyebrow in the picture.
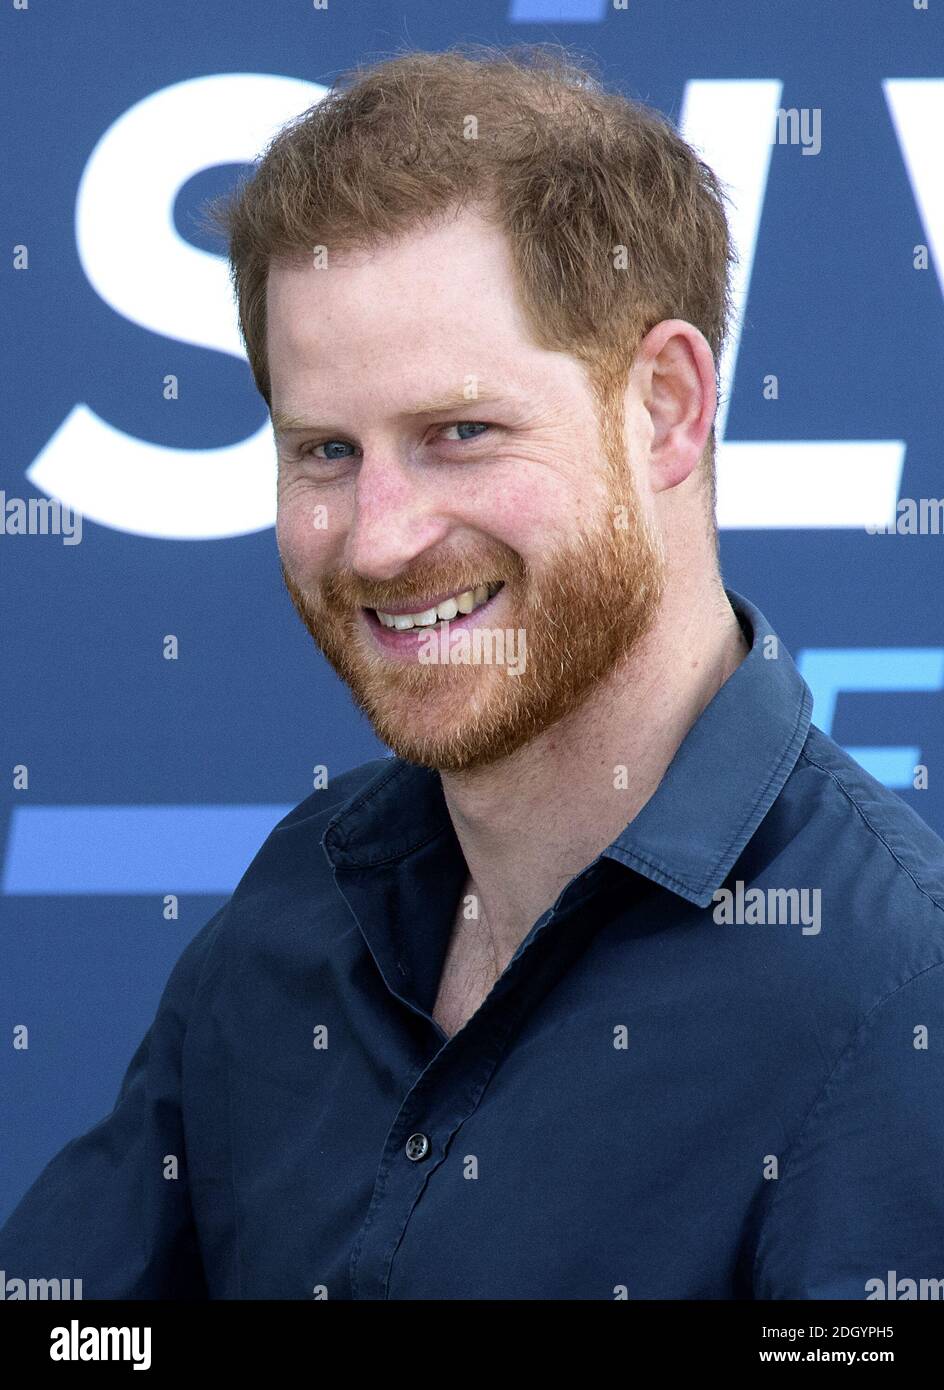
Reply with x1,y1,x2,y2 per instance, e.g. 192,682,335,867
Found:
271,387,521,437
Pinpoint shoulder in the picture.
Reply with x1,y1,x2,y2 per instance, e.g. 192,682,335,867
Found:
795,717,944,922
157,757,398,1009
730,719,944,1053
750,730,944,1294
781,721,944,950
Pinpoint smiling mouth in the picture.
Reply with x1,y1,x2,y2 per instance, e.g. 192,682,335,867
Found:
369,581,504,631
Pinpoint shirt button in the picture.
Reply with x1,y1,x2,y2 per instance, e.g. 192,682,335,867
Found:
405,1132,431,1162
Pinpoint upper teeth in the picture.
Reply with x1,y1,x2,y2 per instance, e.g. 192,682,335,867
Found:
375,581,502,629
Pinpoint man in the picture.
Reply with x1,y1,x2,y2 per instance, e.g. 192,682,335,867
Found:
2,45,943,1300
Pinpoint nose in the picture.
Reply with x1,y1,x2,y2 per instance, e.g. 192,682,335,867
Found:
345,446,452,582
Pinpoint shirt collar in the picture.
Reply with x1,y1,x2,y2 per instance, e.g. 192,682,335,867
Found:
322,588,813,910
602,588,813,906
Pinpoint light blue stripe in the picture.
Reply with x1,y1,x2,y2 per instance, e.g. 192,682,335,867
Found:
797,648,943,788
2,805,294,894
798,648,944,732
845,746,922,790
509,0,608,21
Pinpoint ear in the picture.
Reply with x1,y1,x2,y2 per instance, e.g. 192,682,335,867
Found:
632,319,717,493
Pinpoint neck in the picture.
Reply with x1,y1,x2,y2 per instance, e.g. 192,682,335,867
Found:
439,573,749,967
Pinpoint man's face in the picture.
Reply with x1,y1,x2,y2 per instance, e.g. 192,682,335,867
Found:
269,207,666,772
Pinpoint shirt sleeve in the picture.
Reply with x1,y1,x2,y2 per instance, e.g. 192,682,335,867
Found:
754,960,944,1300
0,906,227,1300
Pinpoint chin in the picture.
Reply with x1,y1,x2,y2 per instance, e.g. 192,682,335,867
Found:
371,710,475,766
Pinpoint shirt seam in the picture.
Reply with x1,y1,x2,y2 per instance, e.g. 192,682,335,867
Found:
328,822,452,869
797,748,944,913
604,844,708,900
751,956,944,1290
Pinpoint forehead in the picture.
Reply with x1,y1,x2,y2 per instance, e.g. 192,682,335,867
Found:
265,208,541,398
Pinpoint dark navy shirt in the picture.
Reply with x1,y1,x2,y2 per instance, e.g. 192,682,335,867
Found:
2,588,944,1300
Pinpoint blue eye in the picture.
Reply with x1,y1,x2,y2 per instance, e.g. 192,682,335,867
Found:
302,440,356,461
295,421,490,463
442,422,489,442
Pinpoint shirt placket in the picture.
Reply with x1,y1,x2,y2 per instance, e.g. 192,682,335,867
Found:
349,864,608,1299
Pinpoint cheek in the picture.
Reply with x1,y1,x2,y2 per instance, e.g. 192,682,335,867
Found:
476,473,585,551
276,495,344,577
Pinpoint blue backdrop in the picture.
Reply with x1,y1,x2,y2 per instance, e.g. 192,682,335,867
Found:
2,0,943,1224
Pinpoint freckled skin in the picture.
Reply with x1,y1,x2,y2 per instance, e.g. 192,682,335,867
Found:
270,207,666,773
